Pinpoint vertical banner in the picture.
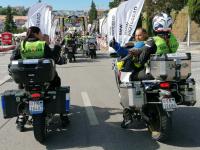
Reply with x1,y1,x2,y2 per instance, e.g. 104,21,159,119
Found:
122,0,145,46
100,17,108,36
107,7,117,44
115,1,128,44
44,6,52,36
99,17,105,34
27,2,52,35
50,18,58,44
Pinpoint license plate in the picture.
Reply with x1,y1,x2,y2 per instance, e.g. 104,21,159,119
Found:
162,98,177,111
29,101,44,114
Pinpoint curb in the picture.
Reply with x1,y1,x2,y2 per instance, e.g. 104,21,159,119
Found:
0,46,16,52
0,75,11,86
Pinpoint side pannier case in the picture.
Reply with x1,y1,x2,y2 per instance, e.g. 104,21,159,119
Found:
46,86,70,114
119,72,145,109
1,90,25,119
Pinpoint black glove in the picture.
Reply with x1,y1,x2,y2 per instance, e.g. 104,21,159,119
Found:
109,37,116,48
56,56,65,65
8,64,12,76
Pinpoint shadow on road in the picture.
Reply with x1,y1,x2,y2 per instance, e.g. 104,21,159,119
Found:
44,105,160,150
164,107,200,147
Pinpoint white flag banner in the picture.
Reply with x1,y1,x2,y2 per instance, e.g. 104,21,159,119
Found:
116,1,128,44
99,17,105,34
50,18,58,44
107,7,117,44
122,0,145,46
27,2,52,35
101,17,108,36
44,6,52,36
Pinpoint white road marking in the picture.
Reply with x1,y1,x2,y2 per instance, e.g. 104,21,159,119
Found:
81,92,99,126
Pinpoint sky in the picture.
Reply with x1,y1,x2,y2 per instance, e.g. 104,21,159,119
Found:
0,0,110,10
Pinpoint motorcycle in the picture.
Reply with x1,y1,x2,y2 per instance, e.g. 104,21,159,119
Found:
65,45,76,63
60,45,68,64
88,43,97,59
113,53,196,141
1,59,70,143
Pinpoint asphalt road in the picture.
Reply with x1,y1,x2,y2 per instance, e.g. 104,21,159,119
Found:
0,51,200,150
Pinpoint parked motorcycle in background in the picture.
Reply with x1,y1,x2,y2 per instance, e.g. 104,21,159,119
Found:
113,53,196,141
88,42,97,59
66,45,76,63
1,59,70,143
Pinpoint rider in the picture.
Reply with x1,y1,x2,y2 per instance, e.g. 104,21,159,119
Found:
111,27,148,57
11,26,62,89
61,33,76,62
110,28,148,72
120,12,179,127
130,12,179,80
10,26,69,127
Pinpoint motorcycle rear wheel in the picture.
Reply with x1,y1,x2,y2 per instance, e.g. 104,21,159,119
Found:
147,104,172,142
32,114,46,143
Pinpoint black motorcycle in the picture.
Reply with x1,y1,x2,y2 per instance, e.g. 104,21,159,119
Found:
88,43,97,59
65,39,76,63
66,45,75,63
1,59,70,143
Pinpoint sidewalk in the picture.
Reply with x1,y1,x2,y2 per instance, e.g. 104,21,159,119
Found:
178,42,200,54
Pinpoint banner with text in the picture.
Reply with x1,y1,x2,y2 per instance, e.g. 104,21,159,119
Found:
122,0,145,46
107,7,117,44
27,3,52,36
116,1,128,45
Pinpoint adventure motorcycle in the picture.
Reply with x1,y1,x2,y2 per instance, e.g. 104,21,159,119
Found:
113,53,196,141
1,59,70,143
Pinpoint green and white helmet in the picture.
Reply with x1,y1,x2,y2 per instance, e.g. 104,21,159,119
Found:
152,12,173,32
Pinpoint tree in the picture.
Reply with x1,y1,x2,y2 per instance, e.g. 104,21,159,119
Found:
143,0,188,35
0,6,28,16
4,6,17,33
38,0,42,2
109,0,121,9
188,0,200,25
88,0,97,24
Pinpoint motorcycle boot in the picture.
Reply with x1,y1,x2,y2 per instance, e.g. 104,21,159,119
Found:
60,113,70,127
16,115,27,132
121,108,133,128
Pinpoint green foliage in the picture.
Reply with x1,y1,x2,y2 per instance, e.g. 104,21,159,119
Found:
188,0,200,25
4,6,17,33
143,0,188,35
0,6,28,16
89,1,97,24
109,0,121,9
15,27,27,33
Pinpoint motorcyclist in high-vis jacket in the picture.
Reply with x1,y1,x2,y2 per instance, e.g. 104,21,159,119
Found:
129,12,179,81
10,26,69,127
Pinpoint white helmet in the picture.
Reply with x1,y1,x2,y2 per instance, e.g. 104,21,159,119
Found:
152,12,173,32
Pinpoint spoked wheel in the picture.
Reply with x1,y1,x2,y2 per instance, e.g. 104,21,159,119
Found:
146,104,172,142
32,114,47,143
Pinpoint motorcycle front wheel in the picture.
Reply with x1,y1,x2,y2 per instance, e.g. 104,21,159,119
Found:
32,114,46,143
146,104,172,142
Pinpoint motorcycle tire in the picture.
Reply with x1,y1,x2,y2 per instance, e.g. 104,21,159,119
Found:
147,104,172,142
32,114,46,143
16,123,25,132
